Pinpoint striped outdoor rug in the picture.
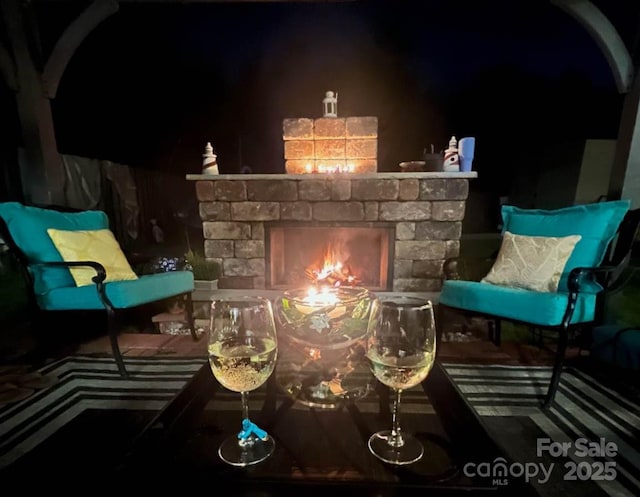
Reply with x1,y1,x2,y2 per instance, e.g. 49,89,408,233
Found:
445,364,640,497
0,355,205,470
0,357,638,497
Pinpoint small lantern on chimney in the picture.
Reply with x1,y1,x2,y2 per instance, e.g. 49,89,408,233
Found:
322,91,338,118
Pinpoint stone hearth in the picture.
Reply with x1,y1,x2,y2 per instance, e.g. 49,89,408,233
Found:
186,172,476,293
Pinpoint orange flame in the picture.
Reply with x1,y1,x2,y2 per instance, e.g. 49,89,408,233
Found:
305,243,359,287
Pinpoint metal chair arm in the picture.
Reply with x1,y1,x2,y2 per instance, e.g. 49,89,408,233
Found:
34,260,107,284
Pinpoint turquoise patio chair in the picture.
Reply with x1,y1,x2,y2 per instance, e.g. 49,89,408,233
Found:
0,202,199,378
438,200,639,408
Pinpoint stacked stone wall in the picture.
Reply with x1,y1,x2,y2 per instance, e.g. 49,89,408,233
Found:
195,175,470,292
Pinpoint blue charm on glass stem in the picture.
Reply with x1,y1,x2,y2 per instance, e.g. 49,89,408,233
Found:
238,418,269,441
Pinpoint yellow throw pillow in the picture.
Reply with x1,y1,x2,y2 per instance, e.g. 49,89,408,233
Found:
47,228,138,287
481,231,582,293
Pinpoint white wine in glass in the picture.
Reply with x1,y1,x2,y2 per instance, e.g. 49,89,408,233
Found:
208,296,278,467
366,297,436,465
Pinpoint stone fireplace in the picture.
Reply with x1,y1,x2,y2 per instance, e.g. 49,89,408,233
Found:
186,172,476,294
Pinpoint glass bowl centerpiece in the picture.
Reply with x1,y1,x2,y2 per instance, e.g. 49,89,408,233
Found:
273,285,377,408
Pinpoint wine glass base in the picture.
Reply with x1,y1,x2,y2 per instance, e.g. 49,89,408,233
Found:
368,431,424,466
218,435,275,467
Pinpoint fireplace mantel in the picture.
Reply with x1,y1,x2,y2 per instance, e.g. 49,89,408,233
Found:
186,171,477,293
186,172,477,181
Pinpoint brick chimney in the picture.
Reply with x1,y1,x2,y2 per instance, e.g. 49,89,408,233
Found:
283,116,378,173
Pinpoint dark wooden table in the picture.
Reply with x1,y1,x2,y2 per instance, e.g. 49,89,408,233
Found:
115,361,536,496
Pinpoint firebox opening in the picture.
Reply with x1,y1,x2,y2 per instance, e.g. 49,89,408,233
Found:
266,222,394,291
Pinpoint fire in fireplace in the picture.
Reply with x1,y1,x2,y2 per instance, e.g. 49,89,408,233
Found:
265,222,395,291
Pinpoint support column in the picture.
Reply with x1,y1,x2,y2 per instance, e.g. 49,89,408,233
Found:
550,1,639,206
611,75,640,207
2,0,65,205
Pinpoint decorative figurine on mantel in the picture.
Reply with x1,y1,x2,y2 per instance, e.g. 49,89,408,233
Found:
443,135,460,172
322,90,338,118
202,142,219,175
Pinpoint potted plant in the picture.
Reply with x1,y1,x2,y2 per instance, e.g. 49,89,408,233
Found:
185,249,220,293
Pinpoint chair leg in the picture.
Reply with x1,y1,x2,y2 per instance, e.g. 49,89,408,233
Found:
543,328,569,409
491,319,501,346
185,292,199,341
107,308,128,378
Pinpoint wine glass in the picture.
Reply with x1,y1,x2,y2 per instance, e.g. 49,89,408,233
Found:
366,297,437,465
208,296,278,467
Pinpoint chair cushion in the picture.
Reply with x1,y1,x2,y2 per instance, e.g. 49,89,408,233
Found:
481,231,582,292
37,271,194,310
0,202,109,294
439,280,597,327
47,228,138,286
501,200,630,292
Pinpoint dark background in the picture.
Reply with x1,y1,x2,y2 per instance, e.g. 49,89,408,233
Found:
2,0,639,232
46,2,634,169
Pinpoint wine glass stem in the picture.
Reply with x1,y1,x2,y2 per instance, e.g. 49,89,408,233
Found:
388,388,404,448
239,391,252,448
241,391,250,421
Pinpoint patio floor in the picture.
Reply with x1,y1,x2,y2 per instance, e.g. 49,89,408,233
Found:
1,315,563,367
0,305,615,409
4,322,639,414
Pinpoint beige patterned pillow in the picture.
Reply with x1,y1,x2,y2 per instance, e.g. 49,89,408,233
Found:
481,231,582,292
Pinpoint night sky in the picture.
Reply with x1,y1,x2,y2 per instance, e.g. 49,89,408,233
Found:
24,1,637,193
